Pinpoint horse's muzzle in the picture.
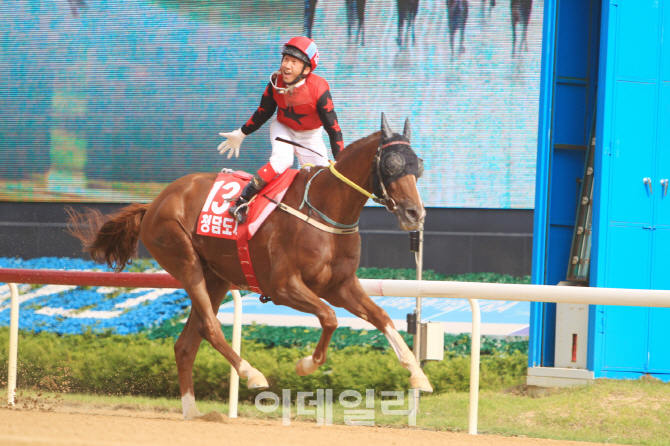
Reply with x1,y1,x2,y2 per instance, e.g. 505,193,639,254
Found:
394,199,425,231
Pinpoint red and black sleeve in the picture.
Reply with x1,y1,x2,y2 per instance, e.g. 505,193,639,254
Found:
241,83,277,136
316,90,344,159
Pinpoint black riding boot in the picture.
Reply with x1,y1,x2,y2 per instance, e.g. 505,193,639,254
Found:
228,174,267,223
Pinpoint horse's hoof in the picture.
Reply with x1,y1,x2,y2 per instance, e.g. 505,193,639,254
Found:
247,374,269,389
295,355,319,376
183,408,205,421
409,376,434,393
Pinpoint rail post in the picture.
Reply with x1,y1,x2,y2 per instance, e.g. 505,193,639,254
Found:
228,290,243,418
468,298,481,435
7,283,19,406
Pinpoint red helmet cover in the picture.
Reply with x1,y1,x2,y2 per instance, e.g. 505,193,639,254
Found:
282,36,319,70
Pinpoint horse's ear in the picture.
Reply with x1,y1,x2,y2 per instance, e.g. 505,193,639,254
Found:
403,118,411,142
381,113,394,141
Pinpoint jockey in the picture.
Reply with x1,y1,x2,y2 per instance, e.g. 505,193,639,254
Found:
218,36,344,223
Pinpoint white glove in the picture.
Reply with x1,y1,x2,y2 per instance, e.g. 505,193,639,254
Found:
217,128,246,159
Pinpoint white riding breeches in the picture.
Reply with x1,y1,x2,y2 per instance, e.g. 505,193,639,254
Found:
269,118,329,174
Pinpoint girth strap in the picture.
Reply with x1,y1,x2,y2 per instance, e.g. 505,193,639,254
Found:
235,218,264,295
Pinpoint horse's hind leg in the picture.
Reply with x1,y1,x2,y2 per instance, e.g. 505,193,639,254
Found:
187,271,268,389
174,268,230,420
273,275,338,376
326,279,433,392
147,226,268,391
175,312,204,420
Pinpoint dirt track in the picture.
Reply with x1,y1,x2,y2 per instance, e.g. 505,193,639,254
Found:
0,407,615,446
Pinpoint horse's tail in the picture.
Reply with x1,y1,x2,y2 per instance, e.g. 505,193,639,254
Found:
66,203,150,273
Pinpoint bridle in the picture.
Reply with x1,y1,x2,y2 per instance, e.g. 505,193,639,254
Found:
324,142,398,214
330,138,425,213
372,140,403,212
274,135,420,233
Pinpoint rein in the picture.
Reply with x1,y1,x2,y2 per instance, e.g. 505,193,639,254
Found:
327,141,398,212
299,169,359,229
327,161,375,200
275,142,397,234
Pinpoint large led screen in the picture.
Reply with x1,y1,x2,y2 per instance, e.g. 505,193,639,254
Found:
0,0,542,208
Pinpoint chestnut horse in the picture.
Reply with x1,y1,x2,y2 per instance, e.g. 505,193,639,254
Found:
68,114,431,420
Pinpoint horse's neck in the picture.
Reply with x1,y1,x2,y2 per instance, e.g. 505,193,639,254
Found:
311,134,380,226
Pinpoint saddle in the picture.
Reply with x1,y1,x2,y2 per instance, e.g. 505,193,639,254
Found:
197,168,299,296
197,169,299,241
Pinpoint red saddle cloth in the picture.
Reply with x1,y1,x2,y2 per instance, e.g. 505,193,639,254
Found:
197,169,299,295
197,169,299,240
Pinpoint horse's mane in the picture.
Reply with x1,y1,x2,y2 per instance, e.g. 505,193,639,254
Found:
337,131,381,163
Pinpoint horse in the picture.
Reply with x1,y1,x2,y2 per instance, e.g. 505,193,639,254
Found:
397,0,419,47
67,114,431,420
511,0,532,57
447,0,469,57
345,0,366,46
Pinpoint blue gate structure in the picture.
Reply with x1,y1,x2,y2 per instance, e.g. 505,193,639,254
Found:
529,0,670,385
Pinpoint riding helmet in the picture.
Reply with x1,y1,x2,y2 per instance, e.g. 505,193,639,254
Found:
282,36,320,70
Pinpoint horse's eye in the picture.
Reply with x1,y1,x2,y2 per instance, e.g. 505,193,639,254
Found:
382,152,405,176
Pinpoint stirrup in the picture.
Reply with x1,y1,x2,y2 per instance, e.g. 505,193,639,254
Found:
232,202,249,223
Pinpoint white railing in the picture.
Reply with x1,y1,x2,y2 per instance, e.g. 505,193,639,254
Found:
358,279,670,307
0,269,243,419
358,279,670,434
6,269,670,435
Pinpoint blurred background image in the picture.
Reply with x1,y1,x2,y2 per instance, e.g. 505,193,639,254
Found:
0,0,541,209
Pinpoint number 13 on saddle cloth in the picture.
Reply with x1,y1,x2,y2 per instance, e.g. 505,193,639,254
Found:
197,169,299,240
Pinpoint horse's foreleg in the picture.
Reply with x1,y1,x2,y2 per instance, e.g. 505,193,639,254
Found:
274,275,338,376
384,323,432,391
327,280,433,392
